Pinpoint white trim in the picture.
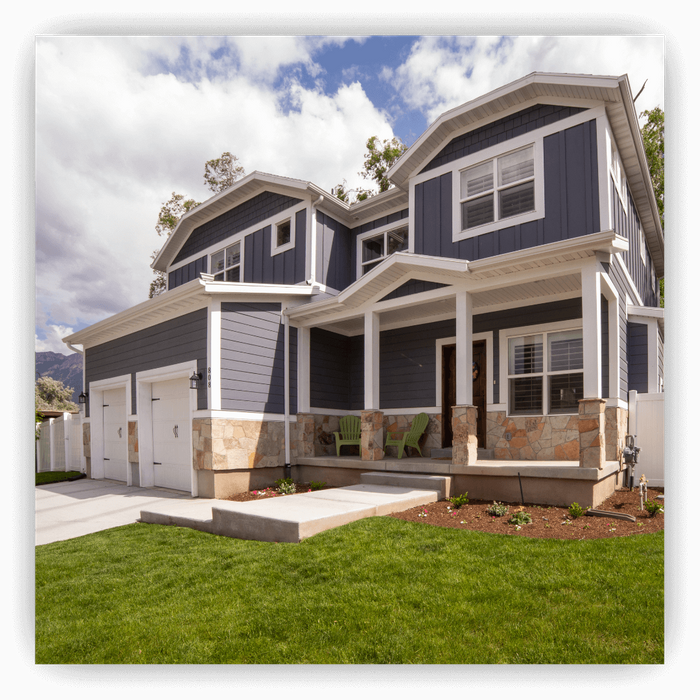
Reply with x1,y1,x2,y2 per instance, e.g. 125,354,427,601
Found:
451,139,544,242
455,290,474,405
193,409,289,422
271,209,301,256
581,262,602,398
597,114,612,232
364,311,380,410
435,332,492,411
208,237,244,283
356,220,410,280
614,252,644,307
208,298,221,411
297,326,311,414
600,272,621,401
498,319,584,416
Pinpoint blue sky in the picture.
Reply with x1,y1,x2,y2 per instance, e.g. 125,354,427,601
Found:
33,34,665,354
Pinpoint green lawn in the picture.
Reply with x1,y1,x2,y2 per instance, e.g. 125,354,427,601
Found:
35,518,664,664
36,471,83,485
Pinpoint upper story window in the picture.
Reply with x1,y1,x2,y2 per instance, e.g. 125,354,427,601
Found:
460,145,535,231
272,213,297,256
359,225,408,275
210,241,241,282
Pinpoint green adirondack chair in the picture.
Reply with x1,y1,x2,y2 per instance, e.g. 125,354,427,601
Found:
385,412,430,459
333,415,361,456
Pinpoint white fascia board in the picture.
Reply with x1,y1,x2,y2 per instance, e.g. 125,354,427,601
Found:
202,281,316,297
627,304,664,320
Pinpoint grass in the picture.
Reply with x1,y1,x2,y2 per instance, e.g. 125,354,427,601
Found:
36,471,83,485
35,518,664,664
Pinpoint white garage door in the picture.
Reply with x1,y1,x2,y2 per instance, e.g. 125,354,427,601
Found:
151,377,192,492
103,387,127,481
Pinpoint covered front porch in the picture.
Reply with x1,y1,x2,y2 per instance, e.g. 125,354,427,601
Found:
283,232,631,508
290,454,623,509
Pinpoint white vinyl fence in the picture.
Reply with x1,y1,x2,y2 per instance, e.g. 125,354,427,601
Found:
36,413,85,473
628,390,664,487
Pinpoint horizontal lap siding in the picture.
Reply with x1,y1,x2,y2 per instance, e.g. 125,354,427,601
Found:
220,302,296,414
85,308,208,416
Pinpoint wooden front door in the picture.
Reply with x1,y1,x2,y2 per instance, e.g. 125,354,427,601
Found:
442,340,487,448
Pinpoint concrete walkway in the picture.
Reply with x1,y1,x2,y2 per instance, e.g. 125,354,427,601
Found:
37,473,448,545
143,472,449,543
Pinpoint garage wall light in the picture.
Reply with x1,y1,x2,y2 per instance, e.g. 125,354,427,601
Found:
78,391,88,405
189,372,203,390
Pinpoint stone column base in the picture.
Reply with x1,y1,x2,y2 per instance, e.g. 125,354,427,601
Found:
296,413,316,459
578,398,607,470
361,410,384,461
452,405,478,465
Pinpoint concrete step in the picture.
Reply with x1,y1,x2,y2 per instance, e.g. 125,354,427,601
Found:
360,471,451,499
140,483,440,544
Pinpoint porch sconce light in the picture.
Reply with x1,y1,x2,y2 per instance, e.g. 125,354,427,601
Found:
189,372,203,390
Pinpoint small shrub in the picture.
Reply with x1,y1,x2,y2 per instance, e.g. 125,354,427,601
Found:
275,478,297,495
486,501,509,517
568,502,584,519
449,492,469,508
508,510,532,526
309,481,327,491
644,499,664,517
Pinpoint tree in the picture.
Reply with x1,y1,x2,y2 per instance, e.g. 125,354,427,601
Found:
204,151,245,193
35,376,78,413
333,135,408,204
640,107,664,307
149,192,201,299
149,152,246,298
359,135,407,194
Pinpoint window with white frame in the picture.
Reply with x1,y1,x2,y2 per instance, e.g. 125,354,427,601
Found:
359,224,408,275
272,215,295,255
508,328,583,415
460,145,535,232
210,241,241,282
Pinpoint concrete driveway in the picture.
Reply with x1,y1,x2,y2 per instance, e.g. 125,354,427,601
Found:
35,478,210,546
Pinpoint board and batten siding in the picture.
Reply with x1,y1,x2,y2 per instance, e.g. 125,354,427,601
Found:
168,256,207,291
220,302,297,414
414,120,600,262
84,308,208,416
309,328,363,411
315,211,353,291
627,322,648,394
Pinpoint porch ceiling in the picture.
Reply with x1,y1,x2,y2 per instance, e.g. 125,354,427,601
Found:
289,232,624,331
315,272,582,336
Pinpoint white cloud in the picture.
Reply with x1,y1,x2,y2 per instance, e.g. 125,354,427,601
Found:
385,36,664,126
36,325,76,354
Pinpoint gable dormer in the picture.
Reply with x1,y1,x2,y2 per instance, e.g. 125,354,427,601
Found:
387,73,663,287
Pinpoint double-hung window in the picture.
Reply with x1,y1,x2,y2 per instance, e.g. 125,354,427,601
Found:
508,328,583,415
210,241,241,282
459,145,536,232
360,225,408,275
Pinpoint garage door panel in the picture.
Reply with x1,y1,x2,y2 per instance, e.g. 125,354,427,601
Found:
103,387,127,482
151,378,191,492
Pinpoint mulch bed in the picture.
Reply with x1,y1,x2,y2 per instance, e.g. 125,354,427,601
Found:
225,482,664,540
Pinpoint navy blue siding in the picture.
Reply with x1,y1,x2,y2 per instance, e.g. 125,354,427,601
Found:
220,302,297,414
84,308,208,416
627,322,648,393
244,208,307,285
380,279,449,302
173,192,303,265
309,298,583,411
611,180,660,307
421,105,588,174
168,256,207,291
316,211,353,291
414,120,600,262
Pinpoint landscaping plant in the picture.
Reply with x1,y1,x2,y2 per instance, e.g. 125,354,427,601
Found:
568,502,585,519
644,499,664,517
508,510,532,526
486,501,509,517
449,492,469,509
309,481,327,491
274,478,296,495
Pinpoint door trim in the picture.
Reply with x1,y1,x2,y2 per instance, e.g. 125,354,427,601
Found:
436,333,492,448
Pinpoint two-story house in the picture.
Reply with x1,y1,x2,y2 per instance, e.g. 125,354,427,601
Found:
64,72,664,507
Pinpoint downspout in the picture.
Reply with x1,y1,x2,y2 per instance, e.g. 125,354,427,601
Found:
282,302,291,480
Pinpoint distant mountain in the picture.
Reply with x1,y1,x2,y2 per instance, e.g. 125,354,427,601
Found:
35,352,83,404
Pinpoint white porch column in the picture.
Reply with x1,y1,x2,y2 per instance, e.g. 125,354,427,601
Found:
364,310,380,410
297,326,311,413
581,261,602,398
455,289,473,406
601,273,620,401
